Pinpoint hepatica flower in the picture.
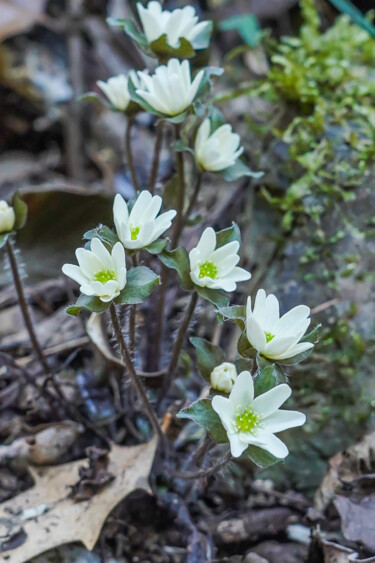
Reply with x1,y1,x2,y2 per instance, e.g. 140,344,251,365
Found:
62,238,126,302
0,201,15,234
113,190,176,250
97,75,131,112
212,371,306,458
246,289,313,361
210,362,237,394
137,1,211,50
135,59,204,117
195,118,244,172
189,227,251,291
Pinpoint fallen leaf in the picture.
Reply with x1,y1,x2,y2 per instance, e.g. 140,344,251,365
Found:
0,438,157,562
334,494,375,552
0,0,46,41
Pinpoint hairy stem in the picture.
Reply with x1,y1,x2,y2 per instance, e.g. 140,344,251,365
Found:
172,125,186,247
148,120,164,194
153,263,167,370
173,450,232,480
6,239,50,377
125,116,139,190
184,172,203,223
110,302,163,441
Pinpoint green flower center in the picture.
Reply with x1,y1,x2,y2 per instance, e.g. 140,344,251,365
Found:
130,225,140,241
235,406,261,433
199,261,218,279
94,269,116,284
265,331,275,343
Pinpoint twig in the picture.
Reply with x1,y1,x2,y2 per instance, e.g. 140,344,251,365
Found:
173,451,232,480
148,120,164,194
125,116,139,190
109,303,164,441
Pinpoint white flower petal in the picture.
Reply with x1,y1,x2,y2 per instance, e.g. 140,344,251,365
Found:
62,264,87,285
229,371,254,412
262,410,306,433
212,395,235,433
228,433,248,457
273,341,314,361
255,431,289,458
252,384,291,417
246,317,267,352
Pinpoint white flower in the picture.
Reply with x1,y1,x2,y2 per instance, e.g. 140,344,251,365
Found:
212,371,306,458
195,118,244,172
62,238,126,303
97,75,131,111
189,227,251,292
0,201,15,234
246,289,314,361
136,59,204,117
211,362,237,393
137,1,210,49
113,190,176,250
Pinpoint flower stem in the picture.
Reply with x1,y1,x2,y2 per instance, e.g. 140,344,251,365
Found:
109,302,164,441
172,450,232,480
128,253,138,356
6,239,50,377
125,116,139,190
153,263,167,370
161,291,198,400
148,120,164,195
172,125,186,248
184,172,203,224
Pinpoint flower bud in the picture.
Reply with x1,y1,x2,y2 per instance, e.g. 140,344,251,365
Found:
210,362,237,393
0,201,15,234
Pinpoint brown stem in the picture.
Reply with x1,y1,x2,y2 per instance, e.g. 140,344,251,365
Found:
153,263,167,371
110,303,163,441
125,116,139,190
161,292,198,402
6,239,50,377
184,172,203,223
171,125,185,247
128,253,138,356
172,451,232,480
148,120,164,195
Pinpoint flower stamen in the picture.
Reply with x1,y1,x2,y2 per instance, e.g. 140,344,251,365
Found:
265,331,275,343
235,405,261,433
130,225,140,240
199,261,218,279
94,269,116,283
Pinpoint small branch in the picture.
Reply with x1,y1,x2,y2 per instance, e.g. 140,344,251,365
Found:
109,303,164,441
184,172,203,223
173,451,232,480
125,116,139,190
172,125,186,247
148,120,164,194
6,239,50,377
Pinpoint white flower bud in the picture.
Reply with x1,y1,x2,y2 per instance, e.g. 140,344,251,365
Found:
210,362,237,393
0,201,15,234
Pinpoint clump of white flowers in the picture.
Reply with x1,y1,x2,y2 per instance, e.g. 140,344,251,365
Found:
135,59,204,117
189,227,250,291
113,191,176,250
137,1,211,49
62,238,126,302
195,118,244,172
210,362,237,393
212,371,306,458
0,201,15,234
246,289,313,361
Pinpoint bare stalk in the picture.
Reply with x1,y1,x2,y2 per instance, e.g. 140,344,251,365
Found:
184,172,203,223
6,239,50,377
125,116,139,190
148,120,164,194
109,302,164,441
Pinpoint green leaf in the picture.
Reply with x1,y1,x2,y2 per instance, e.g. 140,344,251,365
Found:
116,266,159,305
0,233,9,249
218,14,262,47
159,247,194,291
216,222,241,248
12,192,28,230
177,399,228,444
245,445,281,468
83,224,119,247
217,305,246,329
172,139,195,157
301,323,321,344
79,92,111,109
254,356,287,395
66,294,110,316
190,336,226,381
238,332,257,358
327,0,375,38
150,34,195,59
191,20,213,50
222,160,264,182
195,286,229,308
144,238,167,255
107,18,152,54
234,357,254,374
